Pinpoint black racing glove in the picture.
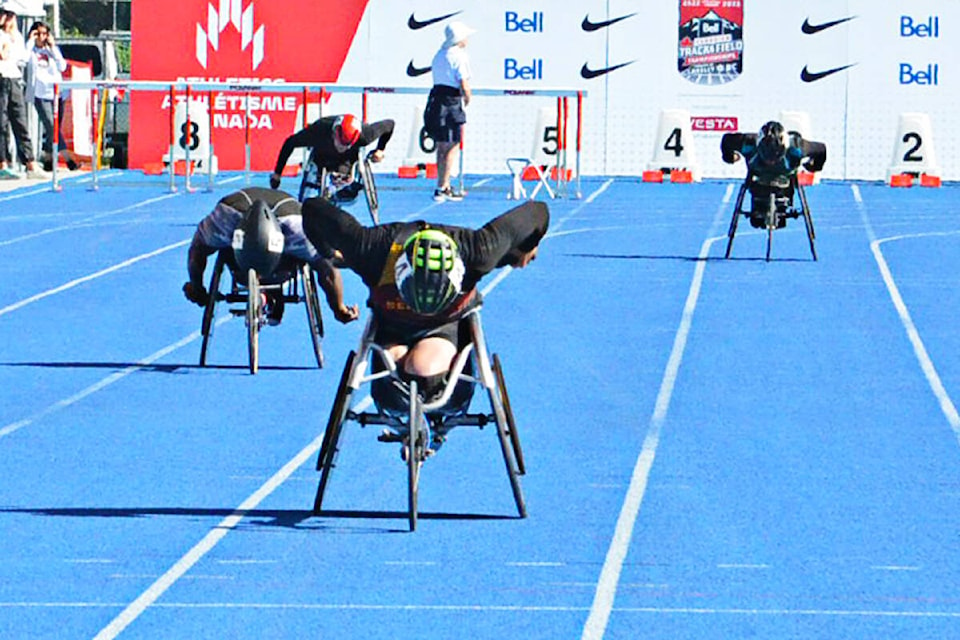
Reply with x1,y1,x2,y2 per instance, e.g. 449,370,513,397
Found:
183,281,209,306
269,173,281,189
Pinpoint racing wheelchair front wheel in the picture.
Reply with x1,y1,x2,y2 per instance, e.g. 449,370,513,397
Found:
246,268,261,375
492,354,525,475
406,380,427,532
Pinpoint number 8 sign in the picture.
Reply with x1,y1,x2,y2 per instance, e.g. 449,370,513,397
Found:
173,99,211,163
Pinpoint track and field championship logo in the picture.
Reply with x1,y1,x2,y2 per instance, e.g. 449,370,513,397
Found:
678,0,743,85
196,0,265,70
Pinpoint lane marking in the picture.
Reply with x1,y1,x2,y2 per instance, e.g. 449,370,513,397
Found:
582,183,734,640
91,428,330,640
12,601,960,618
852,184,960,440
0,317,230,439
94,179,616,638
0,193,183,248
0,239,190,319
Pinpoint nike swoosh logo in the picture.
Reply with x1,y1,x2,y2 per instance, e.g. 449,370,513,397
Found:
408,11,462,30
406,61,432,77
800,64,856,82
801,16,856,35
581,13,637,32
580,61,634,80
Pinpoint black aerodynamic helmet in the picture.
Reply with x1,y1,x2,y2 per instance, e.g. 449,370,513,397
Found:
757,120,788,164
394,228,465,315
233,199,285,276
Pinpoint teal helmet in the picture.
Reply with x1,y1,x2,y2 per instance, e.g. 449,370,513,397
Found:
394,228,465,315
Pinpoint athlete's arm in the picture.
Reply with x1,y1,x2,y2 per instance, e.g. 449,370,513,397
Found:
460,201,550,274
721,133,746,164
800,139,827,172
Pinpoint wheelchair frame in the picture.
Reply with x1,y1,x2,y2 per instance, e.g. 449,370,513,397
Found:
198,250,326,374
312,307,527,532
725,171,817,262
297,151,380,225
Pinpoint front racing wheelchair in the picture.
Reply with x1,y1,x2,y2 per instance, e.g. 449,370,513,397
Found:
298,150,380,224
312,306,526,532
725,170,817,262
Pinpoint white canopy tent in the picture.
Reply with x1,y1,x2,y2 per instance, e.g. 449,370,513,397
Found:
0,0,46,17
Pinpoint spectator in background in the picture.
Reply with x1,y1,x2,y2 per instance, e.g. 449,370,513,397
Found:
424,21,474,203
0,9,47,180
26,21,78,171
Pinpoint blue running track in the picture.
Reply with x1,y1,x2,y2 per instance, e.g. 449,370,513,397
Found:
1,170,960,639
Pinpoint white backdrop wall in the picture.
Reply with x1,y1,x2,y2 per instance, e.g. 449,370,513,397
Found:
335,1,958,181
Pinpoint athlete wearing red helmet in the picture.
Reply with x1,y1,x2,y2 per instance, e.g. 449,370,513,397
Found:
269,114,394,195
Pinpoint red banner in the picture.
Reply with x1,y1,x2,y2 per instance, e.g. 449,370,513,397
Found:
129,0,368,170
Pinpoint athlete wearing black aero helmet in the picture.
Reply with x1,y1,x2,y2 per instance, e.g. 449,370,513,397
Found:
757,121,788,165
233,199,285,277
394,228,466,315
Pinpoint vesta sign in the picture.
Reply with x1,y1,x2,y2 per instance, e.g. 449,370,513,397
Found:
129,0,368,170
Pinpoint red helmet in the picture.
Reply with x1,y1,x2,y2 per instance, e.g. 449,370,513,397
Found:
333,114,361,148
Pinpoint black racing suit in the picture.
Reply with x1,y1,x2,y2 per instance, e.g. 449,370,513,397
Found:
302,198,549,409
272,116,395,176
721,132,827,223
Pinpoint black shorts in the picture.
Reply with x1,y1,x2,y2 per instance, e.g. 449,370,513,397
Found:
375,318,460,349
424,86,465,145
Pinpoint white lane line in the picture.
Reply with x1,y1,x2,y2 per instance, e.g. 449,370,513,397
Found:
11,601,960,618
0,317,230,439
717,564,770,570
852,184,960,440
93,178,617,638
582,183,734,640
0,239,190,319
0,192,183,248
92,428,330,640
871,565,921,572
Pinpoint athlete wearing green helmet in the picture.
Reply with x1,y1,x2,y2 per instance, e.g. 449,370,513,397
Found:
302,198,548,400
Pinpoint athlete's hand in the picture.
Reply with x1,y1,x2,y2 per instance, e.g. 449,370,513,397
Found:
269,172,281,189
722,151,740,164
368,150,384,163
182,281,209,306
333,303,360,324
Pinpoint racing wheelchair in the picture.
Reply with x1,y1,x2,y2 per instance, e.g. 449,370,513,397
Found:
198,250,326,374
725,170,817,262
298,151,380,224
312,306,527,532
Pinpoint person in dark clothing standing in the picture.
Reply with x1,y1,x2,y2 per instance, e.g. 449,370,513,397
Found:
0,9,47,180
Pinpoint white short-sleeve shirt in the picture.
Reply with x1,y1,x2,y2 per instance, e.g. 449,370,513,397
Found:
431,45,471,89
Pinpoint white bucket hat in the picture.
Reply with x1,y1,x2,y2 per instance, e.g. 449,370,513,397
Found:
443,21,476,47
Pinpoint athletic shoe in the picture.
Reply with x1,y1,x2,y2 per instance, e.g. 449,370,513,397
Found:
433,187,464,202
0,167,20,180
25,168,51,180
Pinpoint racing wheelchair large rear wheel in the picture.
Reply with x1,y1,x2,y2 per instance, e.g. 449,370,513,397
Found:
357,156,380,224
492,354,525,475
199,253,226,366
313,350,358,513
300,264,325,368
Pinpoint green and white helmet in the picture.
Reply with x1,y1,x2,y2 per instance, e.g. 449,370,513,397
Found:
394,228,465,315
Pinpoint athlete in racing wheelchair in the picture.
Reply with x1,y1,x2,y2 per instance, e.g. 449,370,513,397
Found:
183,187,359,373
269,114,394,224
721,120,826,261
303,198,549,530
